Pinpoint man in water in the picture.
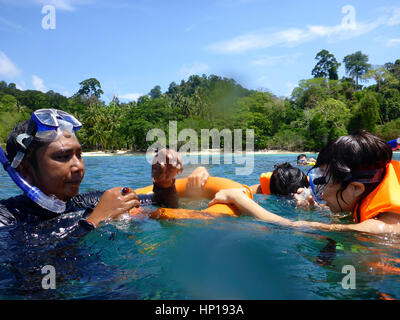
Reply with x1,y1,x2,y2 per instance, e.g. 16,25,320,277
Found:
0,110,183,236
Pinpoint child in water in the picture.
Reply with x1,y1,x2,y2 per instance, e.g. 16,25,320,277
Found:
187,162,310,197
297,154,316,165
208,130,400,235
250,162,310,196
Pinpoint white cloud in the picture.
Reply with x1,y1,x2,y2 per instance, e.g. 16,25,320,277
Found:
179,63,210,79
387,7,400,26
207,6,400,54
34,0,75,11
252,53,301,67
119,93,142,101
216,0,260,8
387,38,400,47
0,0,93,11
0,16,24,31
0,50,20,78
32,75,47,92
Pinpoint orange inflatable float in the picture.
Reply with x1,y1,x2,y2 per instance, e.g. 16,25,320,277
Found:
131,176,253,220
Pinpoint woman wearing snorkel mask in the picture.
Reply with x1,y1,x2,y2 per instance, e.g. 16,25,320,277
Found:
0,109,182,234
208,130,400,235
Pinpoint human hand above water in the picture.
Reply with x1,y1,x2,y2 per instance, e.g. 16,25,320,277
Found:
187,166,210,189
294,187,316,210
207,188,248,208
86,187,140,226
152,148,183,188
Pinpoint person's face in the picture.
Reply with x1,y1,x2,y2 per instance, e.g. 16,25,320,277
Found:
298,156,307,164
28,133,85,201
319,166,365,213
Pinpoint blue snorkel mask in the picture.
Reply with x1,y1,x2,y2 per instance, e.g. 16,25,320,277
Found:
11,109,82,169
308,166,385,201
0,109,82,213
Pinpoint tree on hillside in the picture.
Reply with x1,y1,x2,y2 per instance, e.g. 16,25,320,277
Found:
74,78,104,107
7,83,17,90
0,81,7,90
0,94,18,112
307,98,350,149
348,92,380,133
312,49,341,80
364,66,395,92
166,82,178,97
77,78,104,98
149,85,162,99
343,51,371,88
384,59,400,79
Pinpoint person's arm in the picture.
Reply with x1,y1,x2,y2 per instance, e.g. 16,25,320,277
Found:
208,189,400,235
250,184,262,194
151,148,183,208
84,187,140,227
187,166,210,189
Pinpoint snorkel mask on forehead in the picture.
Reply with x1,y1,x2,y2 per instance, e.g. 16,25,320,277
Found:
0,109,82,213
11,109,82,169
308,166,385,201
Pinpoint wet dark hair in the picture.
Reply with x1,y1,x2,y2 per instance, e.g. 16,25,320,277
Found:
270,162,310,195
6,120,48,171
314,130,392,214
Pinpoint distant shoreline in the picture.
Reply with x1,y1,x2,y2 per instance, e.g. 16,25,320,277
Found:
82,149,400,157
82,149,318,157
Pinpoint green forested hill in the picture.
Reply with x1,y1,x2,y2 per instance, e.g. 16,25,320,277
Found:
1,51,400,152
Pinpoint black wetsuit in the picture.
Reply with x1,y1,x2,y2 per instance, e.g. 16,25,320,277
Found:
0,185,177,298
0,191,104,237
0,191,104,297
0,181,178,234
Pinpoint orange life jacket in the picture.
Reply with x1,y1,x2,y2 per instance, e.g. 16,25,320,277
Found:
354,160,400,223
259,172,310,195
260,172,273,194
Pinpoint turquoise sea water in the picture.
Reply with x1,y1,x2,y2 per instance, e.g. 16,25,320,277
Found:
0,153,400,300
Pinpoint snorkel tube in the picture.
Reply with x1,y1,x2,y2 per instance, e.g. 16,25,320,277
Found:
0,145,66,213
307,168,323,201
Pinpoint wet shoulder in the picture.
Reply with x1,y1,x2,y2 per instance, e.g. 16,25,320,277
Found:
0,195,32,226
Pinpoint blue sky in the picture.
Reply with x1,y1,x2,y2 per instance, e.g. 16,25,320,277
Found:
0,0,399,102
